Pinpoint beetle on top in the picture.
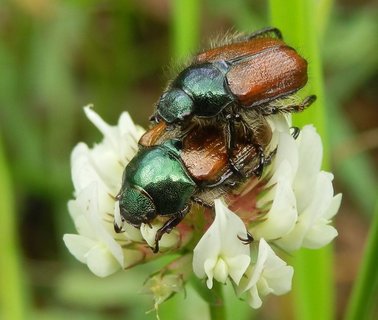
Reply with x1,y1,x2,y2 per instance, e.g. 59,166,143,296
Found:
152,27,315,176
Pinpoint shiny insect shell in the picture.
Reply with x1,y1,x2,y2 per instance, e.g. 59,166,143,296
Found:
154,27,313,125
116,121,270,252
153,27,316,176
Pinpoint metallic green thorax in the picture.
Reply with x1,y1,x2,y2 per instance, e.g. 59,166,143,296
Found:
157,61,234,123
118,140,197,226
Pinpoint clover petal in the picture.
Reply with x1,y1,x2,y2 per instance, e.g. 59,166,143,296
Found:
193,199,251,288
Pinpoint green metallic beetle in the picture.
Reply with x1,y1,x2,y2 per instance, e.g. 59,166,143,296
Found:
115,123,263,252
116,140,196,244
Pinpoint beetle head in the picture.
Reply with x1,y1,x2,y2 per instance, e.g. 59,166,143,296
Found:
157,88,194,124
117,185,157,228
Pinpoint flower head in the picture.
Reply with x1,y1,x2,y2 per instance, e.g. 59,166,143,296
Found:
193,199,251,289
236,239,294,309
64,106,147,276
247,124,341,252
64,107,341,309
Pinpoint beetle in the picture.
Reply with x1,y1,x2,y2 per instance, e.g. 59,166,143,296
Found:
116,121,267,252
152,27,316,176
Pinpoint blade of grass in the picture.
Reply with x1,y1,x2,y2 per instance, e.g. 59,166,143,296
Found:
0,38,47,193
269,1,334,319
345,195,378,320
207,0,265,32
316,0,334,37
0,137,28,319
171,0,201,61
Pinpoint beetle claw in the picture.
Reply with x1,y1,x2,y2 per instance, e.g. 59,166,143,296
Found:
152,242,160,253
114,222,123,233
290,127,300,140
237,231,254,244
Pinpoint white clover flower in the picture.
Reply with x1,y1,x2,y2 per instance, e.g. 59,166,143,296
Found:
65,106,341,311
64,183,125,277
274,126,341,251
250,131,298,240
275,171,341,251
236,239,294,309
64,106,149,276
193,199,251,289
249,124,341,252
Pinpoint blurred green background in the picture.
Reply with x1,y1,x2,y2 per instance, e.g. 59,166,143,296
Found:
0,0,377,319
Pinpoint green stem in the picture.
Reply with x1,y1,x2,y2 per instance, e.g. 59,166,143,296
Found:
345,196,378,320
0,136,27,319
190,277,226,320
269,1,334,319
209,282,226,320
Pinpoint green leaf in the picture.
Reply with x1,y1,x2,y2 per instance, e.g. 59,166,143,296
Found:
345,196,378,320
0,137,29,319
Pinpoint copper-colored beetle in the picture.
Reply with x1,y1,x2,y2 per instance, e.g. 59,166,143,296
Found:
152,27,315,176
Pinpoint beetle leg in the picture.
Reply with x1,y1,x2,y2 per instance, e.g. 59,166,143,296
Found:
237,116,266,178
264,148,277,165
243,27,283,41
225,113,267,179
224,114,244,176
207,112,268,187
289,96,311,113
225,114,236,149
290,126,301,139
262,95,317,116
280,95,317,113
237,231,254,244
257,95,317,116
149,114,159,123
236,142,269,179
237,114,258,145
205,170,235,188
252,144,265,178
153,205,190,253
259,105,279,115
208,141,266,186
192,196,213,208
